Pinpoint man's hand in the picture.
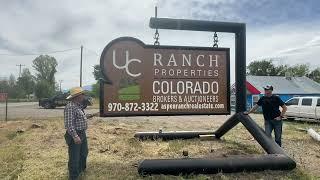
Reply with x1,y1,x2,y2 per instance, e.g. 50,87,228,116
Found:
244,105,258,115
73,136,82,144
86,112,99,119
86,114,94,119
274,116,282,120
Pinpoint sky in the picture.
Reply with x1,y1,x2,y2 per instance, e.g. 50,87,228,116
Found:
0,0,320,89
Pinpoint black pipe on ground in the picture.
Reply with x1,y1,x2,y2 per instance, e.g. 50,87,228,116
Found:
214,113,239,139
138,154,296,175
237,113,285,154
134,131,214,140
137,113,296,175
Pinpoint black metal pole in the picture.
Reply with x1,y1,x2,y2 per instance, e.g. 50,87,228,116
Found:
135,130,214,140
80,45,83,87
238,113,285,154
150,18,245,33
235,29,247,113
138,155,296,175
99,78,104,117
214,113,240,139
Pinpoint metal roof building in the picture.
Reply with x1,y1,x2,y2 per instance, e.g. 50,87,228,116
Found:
246,76,320,95
232,75,320,110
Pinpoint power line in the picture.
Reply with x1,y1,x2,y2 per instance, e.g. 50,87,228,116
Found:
0,48,79,56
83,47,99,56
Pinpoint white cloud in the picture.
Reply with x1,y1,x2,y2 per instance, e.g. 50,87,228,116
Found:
0,0,319,88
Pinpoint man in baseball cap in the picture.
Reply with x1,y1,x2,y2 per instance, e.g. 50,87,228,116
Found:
244,85,287,147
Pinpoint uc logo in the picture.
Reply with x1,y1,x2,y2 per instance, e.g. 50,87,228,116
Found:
112,50,141,77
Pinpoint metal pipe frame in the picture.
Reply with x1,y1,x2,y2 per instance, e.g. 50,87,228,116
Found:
139,155,296,175
138,113,296,175
134,130,214,140
137,18,295,175
149,17,246,113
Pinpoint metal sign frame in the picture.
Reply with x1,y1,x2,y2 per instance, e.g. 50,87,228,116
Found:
134,17,296,175
149,17,247,113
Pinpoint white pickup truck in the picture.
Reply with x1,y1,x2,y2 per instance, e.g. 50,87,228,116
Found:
285,96,320,120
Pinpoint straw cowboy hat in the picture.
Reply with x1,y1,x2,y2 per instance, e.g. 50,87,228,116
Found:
66,87,85,100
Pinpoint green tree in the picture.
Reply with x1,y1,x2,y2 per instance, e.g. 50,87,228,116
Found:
287,64,310,77
8,74,15,87
91,65,103,97
274,64,289,76
247,60,278,76
34,80,55,98
247,60,312,77
7,74,24,99
91,82,100,98
93,64,103,80
33,55,58,84
32,55,58,98
308,68,320,83
17,68,35,98
0,78,9,93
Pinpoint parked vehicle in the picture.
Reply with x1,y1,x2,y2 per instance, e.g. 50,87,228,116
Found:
39,93,93,109
285,96,320,120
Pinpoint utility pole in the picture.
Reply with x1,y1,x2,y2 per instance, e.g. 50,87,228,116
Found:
59,80,63,92
16,64,25,78
80,45,83,87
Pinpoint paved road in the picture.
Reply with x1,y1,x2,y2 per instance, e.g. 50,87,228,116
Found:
0,103,99,120
0,102,38,108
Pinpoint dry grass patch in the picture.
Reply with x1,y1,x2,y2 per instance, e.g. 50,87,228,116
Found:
0,114,319,179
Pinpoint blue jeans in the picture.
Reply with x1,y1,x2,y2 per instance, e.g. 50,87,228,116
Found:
264,119,283,147
65,130,88,180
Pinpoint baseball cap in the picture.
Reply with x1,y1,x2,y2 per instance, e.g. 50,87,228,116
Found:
263,85,273,91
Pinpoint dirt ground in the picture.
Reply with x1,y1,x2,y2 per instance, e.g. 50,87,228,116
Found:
0,114,320,179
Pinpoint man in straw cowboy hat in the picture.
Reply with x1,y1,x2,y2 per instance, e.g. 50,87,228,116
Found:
64,87,93,179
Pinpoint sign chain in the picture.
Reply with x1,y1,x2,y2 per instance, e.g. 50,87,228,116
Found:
154,29,160,46
213,32,219,48
154,6,160,46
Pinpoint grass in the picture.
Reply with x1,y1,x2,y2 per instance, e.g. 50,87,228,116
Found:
118,85,140,95
0,114,319,179
118,94,140,101
0,145,24,179
118,85,140,101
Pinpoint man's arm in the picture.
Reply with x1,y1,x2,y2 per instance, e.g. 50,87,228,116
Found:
244,104,259,115
280,104,287,117
274,105,287,120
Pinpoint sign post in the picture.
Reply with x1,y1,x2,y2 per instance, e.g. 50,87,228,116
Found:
0,93,8,121
100,37,230,117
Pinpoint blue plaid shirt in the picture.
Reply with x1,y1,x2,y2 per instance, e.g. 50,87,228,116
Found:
64,101,88,138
